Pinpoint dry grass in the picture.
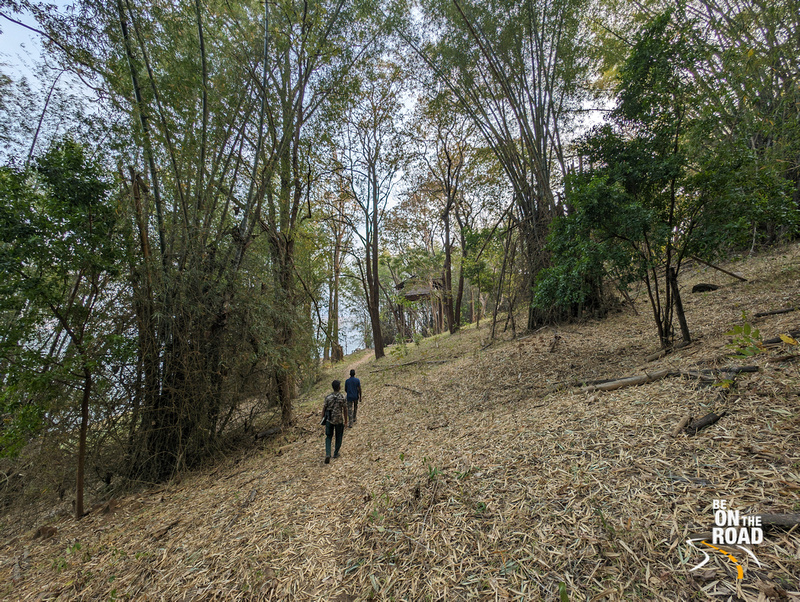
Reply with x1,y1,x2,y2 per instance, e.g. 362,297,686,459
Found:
2,245,800,601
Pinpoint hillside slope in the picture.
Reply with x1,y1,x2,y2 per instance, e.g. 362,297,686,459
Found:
2,245,800,601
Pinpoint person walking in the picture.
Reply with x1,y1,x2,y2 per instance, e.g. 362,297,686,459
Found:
344,369,362,427
322,380,347,464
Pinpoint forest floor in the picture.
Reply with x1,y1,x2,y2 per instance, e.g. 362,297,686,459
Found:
2,244,800,601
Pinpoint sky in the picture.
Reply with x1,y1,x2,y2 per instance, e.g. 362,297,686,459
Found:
0,8,47,82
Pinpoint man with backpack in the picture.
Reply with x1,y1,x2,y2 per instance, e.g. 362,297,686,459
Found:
322,380,348,463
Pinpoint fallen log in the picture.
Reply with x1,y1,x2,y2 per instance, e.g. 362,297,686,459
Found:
771,354,800,363
672,415,691,437
692,283,720,293
679,370,716,383
685,411,726,435
744,513,800,529
690,255,748,282
255,426,282,441
384,383,423,395
581,369,671,393
545,377,616,395
763,330,800,345
371,359,449,372
754,307,797,318
579,377,618,387
577,366,757,394
714,365,759,375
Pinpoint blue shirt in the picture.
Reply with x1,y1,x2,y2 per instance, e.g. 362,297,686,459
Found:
345,377,361,401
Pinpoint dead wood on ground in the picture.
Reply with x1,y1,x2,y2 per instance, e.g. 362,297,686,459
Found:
762,329,800,345
690,255,748,282
745,514,800,528
371,360,449,372
685,411,727,435
384,383,423,395
754,308,797,318
672,415,691,437
581,369,672,392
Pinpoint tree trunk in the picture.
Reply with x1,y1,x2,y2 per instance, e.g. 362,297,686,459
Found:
366,173,385,359
454,242,465,329
275,237,297,426
669,267,691,344
364,251,384,359
442,210,457,334
332,227,342,352
75,368,91,519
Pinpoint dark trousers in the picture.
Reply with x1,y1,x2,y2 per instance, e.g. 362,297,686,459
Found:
347,398,358,423
325,422,344,457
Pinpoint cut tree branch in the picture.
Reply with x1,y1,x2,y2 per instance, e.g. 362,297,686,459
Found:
689,255,747,282
581,370,671,392
754,308,797,318
685,411,726,435
384,384,423,395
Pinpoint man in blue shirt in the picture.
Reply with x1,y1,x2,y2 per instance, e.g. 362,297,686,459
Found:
344,369,362,427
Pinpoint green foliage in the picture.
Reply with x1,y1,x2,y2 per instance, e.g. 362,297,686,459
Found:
535,9,796,344
725,313,765,358
12,0,398,481
51,556,68,573
461,227,504,295
418,0,595,329
0,397,45,458
0,138,122,459
535,11,692,341
389,341,408,358
534,173,649,311
423,456,440,481
682,0,800,246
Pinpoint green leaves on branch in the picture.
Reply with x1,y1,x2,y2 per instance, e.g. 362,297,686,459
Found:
725,316,764,359
0,138,122,459
534,7,798,343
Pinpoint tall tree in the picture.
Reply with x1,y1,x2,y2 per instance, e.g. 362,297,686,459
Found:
537,12,695,347
414,0,594,329
317,171,357,362
256,0,374,425
0,139,122,517
535,10,797,348
685,0,800,235
338,61,406,360
592,0,800,241
410,93,474,333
